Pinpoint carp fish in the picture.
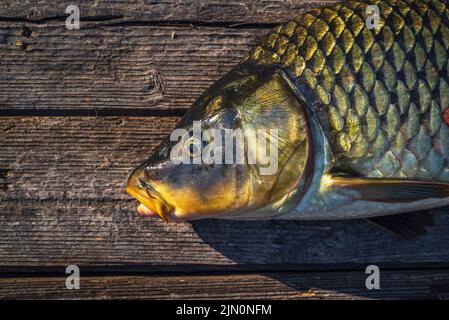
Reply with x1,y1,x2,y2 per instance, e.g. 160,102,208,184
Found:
127,0,449,238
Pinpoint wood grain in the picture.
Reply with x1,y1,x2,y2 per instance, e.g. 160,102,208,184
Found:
1,117,449,267
0,22,261,112
0,0,339,115
0,0,336,24
1,270,449,299
1,0,448,300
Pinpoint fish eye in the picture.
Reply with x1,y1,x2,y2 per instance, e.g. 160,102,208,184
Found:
184,139,207,157
189,141,198,155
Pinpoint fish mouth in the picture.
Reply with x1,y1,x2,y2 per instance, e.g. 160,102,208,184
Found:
126,174,174,223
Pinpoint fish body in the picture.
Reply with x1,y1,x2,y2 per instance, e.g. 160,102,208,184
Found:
127,0,449,237
245,0,449,220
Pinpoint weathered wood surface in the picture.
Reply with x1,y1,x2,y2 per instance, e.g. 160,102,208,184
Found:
0,22,258,111
2,270,449,299
0,0,448,300
0,0,335,112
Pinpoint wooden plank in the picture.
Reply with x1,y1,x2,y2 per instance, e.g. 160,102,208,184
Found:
1,270,449,299
2,200,449,266
0,1,341,114
0,117,179,200
0,1,336,24
0,22,262,112
1,117,449,267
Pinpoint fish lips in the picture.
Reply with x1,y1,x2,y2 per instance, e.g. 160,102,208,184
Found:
126,174,174,222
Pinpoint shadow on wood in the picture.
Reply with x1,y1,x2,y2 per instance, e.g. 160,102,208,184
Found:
191,209,449,298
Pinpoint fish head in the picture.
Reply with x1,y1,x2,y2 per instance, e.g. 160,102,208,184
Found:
127,63,313,221
126,118,250,222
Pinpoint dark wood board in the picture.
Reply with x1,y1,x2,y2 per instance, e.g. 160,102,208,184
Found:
1,200,449,268
1,270,449,300
0,0,334,113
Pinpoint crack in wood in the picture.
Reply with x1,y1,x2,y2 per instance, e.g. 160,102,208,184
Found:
0,108,186,117
0,16,276,29
2,262,449,278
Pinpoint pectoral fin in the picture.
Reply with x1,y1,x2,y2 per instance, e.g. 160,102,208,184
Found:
365,211,434,239
330,176,449,203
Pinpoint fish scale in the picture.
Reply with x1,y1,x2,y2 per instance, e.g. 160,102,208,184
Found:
246,0,449,181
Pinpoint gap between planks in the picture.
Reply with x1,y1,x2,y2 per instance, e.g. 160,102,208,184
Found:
3,262,449,278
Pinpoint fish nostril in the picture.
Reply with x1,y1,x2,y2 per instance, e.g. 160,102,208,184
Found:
137,177,152,190
137,177,158,200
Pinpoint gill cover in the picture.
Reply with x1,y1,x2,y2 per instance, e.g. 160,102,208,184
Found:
224,64,314,215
